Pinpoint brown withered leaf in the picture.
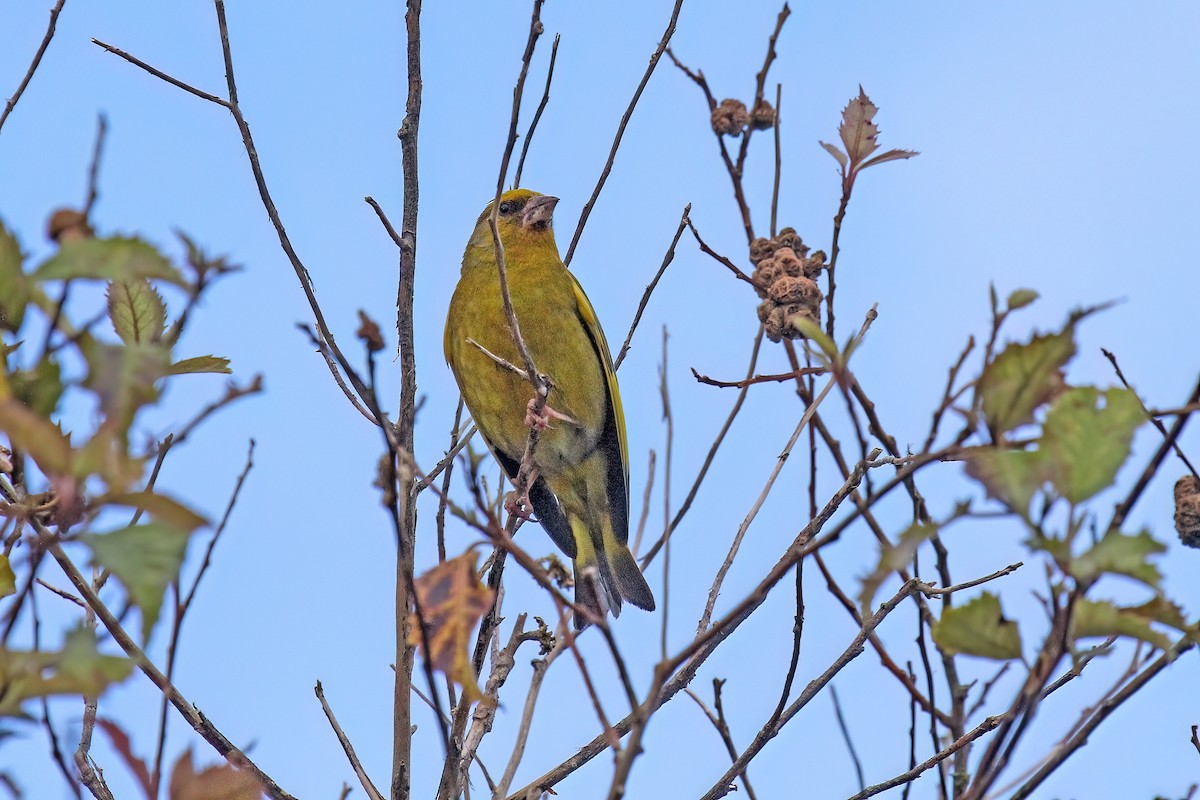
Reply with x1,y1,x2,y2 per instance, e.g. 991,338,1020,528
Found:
97,719,154,800
408,551,495,703
169,749,264,800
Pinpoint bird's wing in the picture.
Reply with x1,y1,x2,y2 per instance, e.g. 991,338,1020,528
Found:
567,272,630,535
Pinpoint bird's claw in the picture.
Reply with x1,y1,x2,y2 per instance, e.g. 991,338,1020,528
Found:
525,397,579,431
504,491,536,521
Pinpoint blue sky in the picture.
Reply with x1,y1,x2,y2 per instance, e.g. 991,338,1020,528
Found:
3,2,1199,798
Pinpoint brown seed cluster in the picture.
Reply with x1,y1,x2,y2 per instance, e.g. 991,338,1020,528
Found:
751,227,825,343
1174,475,1200,548
711,99,749,137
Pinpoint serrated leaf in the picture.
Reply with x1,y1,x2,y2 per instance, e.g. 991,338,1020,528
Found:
0,398,73,475
166,355,232,375
964,447,1050,515
1042,387,1143,503
931,592,1022,660
407,551,495,703
859,147,920,170
85,523,191,644
979,328,1074,436
838,87,881,166
0,554,14,599
170,749,265,800
859,524,938,614
1006,289,1039,310
0,220,28,333
35,237,186,287
103,491,208,533
819,140,848,169
107,279,166,344
0,627,132,717
1071,529,1164,588
1073,598,1173,651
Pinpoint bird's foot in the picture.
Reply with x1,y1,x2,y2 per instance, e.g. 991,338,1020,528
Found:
525,398,580,431
504,490,536,521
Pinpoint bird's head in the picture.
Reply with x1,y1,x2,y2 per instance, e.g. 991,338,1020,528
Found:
464,189,560,263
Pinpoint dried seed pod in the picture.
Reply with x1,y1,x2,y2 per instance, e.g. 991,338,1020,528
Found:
773,227,808,256
749,237,774,265
749,100,776,131
803,250,827,280
1175,475,1200,548
711,98,749,137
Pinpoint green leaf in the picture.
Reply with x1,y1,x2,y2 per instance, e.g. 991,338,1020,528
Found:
0,398,73,475
73,426,146,491
931,592,1022,660
81,341,171,432
979,328,1074,436
0,554,14,599
10,355,63,418
1073,598,1173,651
1071,529,1165,588
107,279,166,344
858,523,938,614
791,317,839,366
35,237,186,287
1006,289,1039,310
103,491,208,532
964,447,1050,515
1042,387,1143,503
0,627,132,717
166,355,232,375
0,219,28,333
85,523,191,644
57,626,135,694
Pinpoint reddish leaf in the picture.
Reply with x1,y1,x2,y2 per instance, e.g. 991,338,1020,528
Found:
97,719,154,800
169,749,264,800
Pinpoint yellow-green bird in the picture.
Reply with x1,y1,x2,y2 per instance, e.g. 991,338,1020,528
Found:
444,188,655,625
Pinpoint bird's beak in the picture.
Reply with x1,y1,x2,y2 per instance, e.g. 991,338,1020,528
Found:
521,195,559,229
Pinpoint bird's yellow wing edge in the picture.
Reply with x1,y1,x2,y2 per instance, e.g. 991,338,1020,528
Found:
567,272,630,500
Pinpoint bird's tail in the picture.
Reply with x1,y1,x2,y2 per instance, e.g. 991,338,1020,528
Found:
571,517,656,628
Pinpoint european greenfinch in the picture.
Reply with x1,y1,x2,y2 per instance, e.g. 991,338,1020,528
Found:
444,188,655,625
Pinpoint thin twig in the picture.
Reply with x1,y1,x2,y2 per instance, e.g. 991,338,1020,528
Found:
83,113,108,219
0,0,69,134
365,196,404,249
513,34,560,189
846,716,1005,800
697,580,921,800
614,205,690,370
697,375,839,633
770,82,782,238
91,38,229,107
691,365,825,389
316,682,386,800
830,685,865,791
563,0,686,265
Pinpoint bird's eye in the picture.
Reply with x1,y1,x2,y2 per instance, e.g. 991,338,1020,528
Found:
498,201,514,214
